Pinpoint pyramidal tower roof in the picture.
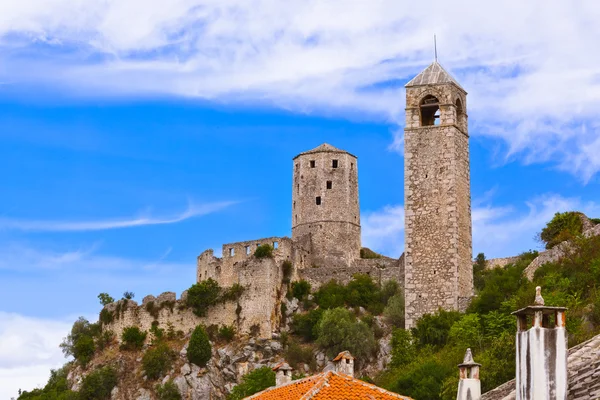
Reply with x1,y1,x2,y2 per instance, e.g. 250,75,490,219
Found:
294,143,355,159
405,61,465,91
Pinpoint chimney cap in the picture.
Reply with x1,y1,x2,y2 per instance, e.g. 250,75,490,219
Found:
512,286,567,316
458,348,481,368
333,351,354,362
272,362,292,372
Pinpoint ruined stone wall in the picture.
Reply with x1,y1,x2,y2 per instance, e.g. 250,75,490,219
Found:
300,256,404,288
197,237,293,288
237,257,281,337
102,294,238,341
404,83,472,328
486,256,521,270
292,148,361,267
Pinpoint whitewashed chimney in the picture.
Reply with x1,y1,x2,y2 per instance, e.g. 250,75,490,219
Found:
457,348,481,400
332,351,354,377
513,286,567,400
272,362,292,387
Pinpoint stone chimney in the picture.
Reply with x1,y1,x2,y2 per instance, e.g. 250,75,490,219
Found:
332,351,354,377
272,362,293,387
512,286,567,400
456,348,481,400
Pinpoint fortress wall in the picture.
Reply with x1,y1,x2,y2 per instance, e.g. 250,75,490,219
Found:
102,296,238,341
299,256,403,288
197,237,293,288
237,257,281,338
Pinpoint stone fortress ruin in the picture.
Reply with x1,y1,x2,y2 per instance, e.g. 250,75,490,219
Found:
101,61,473,339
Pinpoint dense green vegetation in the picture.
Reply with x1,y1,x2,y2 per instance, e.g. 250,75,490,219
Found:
540,211,584,249
187,325,212,367
185,279,245,317
254,244,274,258
143,342,176,380
228,367,276,400
156,381,182,400
120,326,147,350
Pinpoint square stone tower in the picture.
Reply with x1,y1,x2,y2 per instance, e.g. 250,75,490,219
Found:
403,61,473,329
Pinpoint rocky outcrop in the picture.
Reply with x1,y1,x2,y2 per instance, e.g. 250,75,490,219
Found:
524,220,600,280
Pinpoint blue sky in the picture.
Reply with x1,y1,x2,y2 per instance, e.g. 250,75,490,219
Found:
1,0,600,397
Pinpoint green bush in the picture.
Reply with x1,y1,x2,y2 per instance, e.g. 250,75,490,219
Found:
346,274,384,314
381,280,400,305
291,280,311,300
156,380,182,400
360,247,382,259
540,211,584,249
98,293,115,306
99,308,114,325
221,284,245,302
315,307,376,360
218,325,236,342
284,340,315,369
473,253,487,291
383,293,405,328
97,330,115,351
186,279,221,317
17,366,77,400
314,280,347,309
60,317,101,367
143,343,175,380
390,328,416,367
78,366,118,400
291,308,324,341
387,357,453,400
410,309,462,349
120,326,147,351
122,291,135,300
228,367,276,400
188,325,212,367
591,218,600,224
254,244,273,258
282,260,293,283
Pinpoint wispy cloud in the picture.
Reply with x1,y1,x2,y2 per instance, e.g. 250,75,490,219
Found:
1,1,600,178
0,200,236,232
361,193,600,259
361,205,405,258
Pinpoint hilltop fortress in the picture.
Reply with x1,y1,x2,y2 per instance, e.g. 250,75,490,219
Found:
102,61,473,338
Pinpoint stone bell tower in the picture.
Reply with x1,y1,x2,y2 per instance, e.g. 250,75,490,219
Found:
403,61,473,329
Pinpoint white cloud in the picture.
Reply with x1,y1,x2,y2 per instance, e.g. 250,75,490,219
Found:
361,194,600,260
0,312,72,399
0,200,236,232
1,1,600,177
361,205,404,258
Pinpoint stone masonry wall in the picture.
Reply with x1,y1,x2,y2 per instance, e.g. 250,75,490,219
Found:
102,295,238,341
404,83,472,328
292,148,360,267
197,237,293,288
300,255,404,289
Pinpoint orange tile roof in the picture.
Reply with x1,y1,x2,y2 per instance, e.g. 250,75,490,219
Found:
245,371,412,400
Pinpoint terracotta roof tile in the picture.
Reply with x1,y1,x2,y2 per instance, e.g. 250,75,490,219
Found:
245,371,412,400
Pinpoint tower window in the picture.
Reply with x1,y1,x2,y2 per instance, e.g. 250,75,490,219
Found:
273,241,279,249
229,248,234,256
297,184,299,193
326,181,332,189
351,162,354,169
316,196,321,205
310,160,316,168
420,95,440,126
245,246,250,255
293,201,296,209
332,160,338,168
295,163,299,170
